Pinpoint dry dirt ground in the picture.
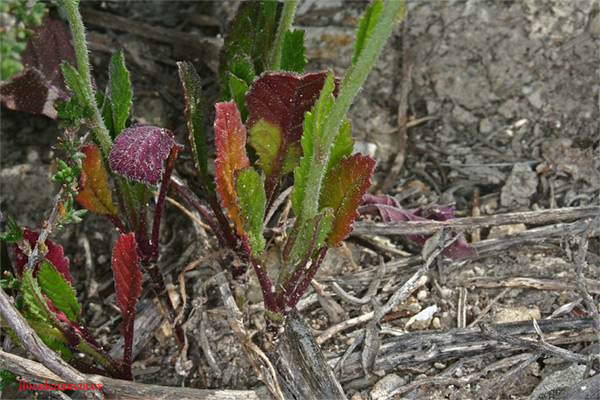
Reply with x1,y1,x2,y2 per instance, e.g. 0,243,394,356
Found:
1,1,599,399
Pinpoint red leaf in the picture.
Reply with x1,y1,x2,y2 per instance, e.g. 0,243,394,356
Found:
245,71,338,199
75,144,117,215
0,17,76,119
320,154,376,246
109,124,180,185
214,101,250,236
13,229,72,283
360,193,478,259
111,233,142,366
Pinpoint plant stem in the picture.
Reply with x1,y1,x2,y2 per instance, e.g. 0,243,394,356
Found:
60,0,111,157
268,0,298,70
143,263,185,348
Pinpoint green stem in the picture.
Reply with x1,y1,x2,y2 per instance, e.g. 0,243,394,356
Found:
60,0,111,156
268,0,298,70
61,0,139,232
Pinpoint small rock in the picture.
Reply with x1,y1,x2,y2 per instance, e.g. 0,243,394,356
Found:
370,374,407,400
528,364,588,400
452,104,478,125
353,141,378,158
527,89,544,109
487,223,527,239
479,117,494,134
27,149,39,163
492,305,541,324
501,163,539,208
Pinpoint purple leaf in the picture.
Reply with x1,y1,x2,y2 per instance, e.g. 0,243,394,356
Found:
0,17,76,119
109,124,181,185
361,193,477,259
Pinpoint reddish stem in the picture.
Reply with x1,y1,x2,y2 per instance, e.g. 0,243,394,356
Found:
285,247,328,313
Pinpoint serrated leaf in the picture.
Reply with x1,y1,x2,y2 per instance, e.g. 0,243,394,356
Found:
13,229,72,283
111,233,142,361
246,71,334,200
327,118,354,173
109,124,179,186
61,62,86,107
75,143,117,215
214,101,250,235
280,29,306,73
291,72,336,216
320,153,376,246
0,17,76,119
37,261,80,323
352,0,384,65
235,167,266,258
177,61,214,195
228,73,250,121
219,1,281,99
108,49,132,135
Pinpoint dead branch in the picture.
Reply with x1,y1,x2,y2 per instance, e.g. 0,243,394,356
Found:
0,288,104,400
458,276,600,294
0,351,262,400
353,205,599,236
333,317,596,385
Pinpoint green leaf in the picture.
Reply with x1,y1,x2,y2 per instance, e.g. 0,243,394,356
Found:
280,29,306,73
177,61,215,196
61,61,87,106
0,215,23,242
285,208,333,271
352,0,384,65
96,90,116,139
235,167,266,258
327,117,354,173
228,73,250,121
0,369,17,391
219,1,281,99
108,49,132,135
291,72,336,216
20,270,50,323
37,261,80,323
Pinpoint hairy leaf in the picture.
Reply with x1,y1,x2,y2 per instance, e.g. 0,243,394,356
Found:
14,229,72,283
177,61,214,195
219,1,281,99
111,233,142,362
227,58,255,121
280,29,307,73
235,167,266,258
38,261,80,323
0,17,76,119
360,193,478,259
246,71,334,199
352,0,384,65
286,209,333,272
109,49,132,136
327,118,354,173
214,101,250,235
61,62,86,108
109,124,179,186
291,72,336,216
20,270,50,323
75,144,117,215
320,153,376,246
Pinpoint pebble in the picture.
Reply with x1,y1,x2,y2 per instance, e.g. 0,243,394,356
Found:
370,374,407,400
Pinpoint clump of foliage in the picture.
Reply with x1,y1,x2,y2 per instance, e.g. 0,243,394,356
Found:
0,0,469,393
